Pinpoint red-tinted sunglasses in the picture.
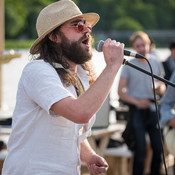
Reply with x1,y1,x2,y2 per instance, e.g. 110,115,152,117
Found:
74,22,92,33
62,21,92,33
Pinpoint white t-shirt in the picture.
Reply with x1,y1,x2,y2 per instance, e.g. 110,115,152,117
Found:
2,60,96,175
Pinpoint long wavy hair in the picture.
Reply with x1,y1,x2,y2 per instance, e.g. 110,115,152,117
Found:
32,26,97,87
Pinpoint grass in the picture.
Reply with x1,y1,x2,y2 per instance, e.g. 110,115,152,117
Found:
5,39,35,49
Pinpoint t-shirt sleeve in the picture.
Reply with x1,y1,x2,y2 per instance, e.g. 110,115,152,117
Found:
152,58,165,77
21,61,73,114
120,65,129,79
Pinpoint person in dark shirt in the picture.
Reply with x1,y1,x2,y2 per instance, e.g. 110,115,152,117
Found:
163,39,175,80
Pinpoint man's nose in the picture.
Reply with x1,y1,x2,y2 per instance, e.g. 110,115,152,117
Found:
83,24,92,33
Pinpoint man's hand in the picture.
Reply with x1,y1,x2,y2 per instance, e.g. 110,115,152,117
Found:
86,154,108,175
103,38,124,70
135,99,151,109
169,117,175,128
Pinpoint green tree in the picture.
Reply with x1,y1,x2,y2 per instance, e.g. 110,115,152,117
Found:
4,0,175,39
113,17,143,30
5,0,55,39
5,0,28,38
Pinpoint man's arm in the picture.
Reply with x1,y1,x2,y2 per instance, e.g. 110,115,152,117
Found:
169,117,175,128
51,39,124,123
80,139,108,174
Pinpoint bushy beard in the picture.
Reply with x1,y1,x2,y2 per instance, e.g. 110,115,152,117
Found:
59,32,92,64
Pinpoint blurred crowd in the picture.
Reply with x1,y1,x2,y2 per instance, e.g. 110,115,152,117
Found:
117,31,175,175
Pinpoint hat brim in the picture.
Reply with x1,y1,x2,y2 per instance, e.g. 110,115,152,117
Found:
30,13,99,54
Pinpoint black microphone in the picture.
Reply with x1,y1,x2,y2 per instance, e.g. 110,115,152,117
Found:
95,40,145,59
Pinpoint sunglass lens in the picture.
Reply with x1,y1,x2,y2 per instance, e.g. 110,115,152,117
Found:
77,23,84,32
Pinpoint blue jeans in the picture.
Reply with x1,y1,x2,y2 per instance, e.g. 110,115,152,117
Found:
132,108,162,175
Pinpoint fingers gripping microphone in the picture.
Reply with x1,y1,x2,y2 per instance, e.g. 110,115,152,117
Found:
95,40,145,59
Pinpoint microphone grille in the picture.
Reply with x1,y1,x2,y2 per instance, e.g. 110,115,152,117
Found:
95,40,104,52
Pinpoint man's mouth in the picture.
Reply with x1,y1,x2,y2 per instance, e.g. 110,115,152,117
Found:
82,38,90,47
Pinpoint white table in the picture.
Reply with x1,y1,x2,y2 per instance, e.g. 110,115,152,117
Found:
88,122,125,156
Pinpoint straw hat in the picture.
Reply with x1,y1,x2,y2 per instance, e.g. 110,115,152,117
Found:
30,0,100,54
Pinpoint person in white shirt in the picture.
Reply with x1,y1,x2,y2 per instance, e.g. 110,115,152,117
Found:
2,0,124,175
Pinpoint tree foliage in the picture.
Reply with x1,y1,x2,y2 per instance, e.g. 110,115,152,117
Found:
5,0,56,38
4,0,175,39
112,17,143,31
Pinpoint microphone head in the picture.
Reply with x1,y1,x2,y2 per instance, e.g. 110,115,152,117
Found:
95,40,104,52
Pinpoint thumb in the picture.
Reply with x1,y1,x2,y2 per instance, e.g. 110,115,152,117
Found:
97,156,108,167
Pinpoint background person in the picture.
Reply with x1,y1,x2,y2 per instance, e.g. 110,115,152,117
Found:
2,1,125,175
160,70,175,174
163,39,175,80
149,36,158,60
160,70,175,128
118,31,166,175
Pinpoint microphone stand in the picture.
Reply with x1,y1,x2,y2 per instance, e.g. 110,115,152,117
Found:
123,59,175,88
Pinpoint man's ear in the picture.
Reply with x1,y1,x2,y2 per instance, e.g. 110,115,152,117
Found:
48,33,61,43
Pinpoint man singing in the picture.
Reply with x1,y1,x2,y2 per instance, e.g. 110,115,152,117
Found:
2,0,124,175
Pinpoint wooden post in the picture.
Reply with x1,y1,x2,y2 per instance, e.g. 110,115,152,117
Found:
0,0,4,109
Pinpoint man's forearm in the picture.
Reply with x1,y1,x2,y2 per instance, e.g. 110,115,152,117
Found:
77,65,120,117
80,139,95,164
